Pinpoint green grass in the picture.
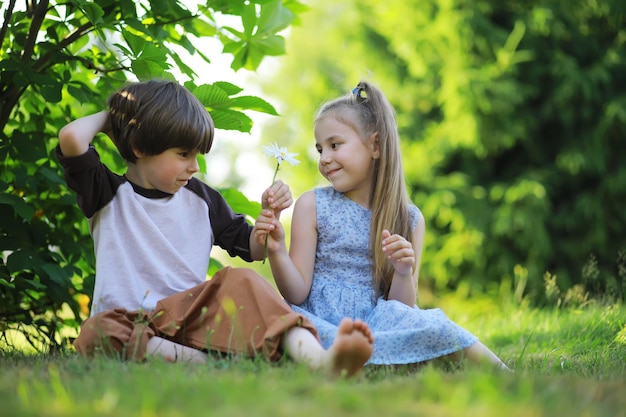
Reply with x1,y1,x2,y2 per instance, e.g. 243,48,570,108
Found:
2,296,625,417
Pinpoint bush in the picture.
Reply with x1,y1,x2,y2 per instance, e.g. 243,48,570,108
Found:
0,0,303,351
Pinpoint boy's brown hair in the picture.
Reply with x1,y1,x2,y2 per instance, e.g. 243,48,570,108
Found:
107,80,214,163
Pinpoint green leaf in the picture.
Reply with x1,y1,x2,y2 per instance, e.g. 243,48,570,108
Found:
125,18,151,37
193,47,213,66
139,44,168,62
251,35,285,56
219,188,262,219
40,263,72,286
0,194,35,220
6,249,37,274
205,0,246,15
12,131,48,163
39,83,63,103
79,2,105,24
228,96,278,115
242,46,264,70
207,258,224,277
193,84,230,106
23,277,48,290
213,81,243,96
222,26,244,39
177,35,195,55
0,277,15,289
191,18,218,37
170,53,197,79
122,29,147,56
120,0,138,18
197,154,207,174
68,84,95,105
210,109,253,132
12,71,30,88
0,59,25,71
222,40,244,55
113,42,134,57
131,60,172,80
230,45,248,71
241,2,257,37
257,0,294,36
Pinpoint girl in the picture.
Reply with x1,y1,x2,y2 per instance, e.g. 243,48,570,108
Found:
256,81,510,370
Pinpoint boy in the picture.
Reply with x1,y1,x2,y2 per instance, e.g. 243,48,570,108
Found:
57,80,373,376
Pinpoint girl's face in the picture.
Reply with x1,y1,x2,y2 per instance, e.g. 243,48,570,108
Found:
127,147,200,194
314,115,379,206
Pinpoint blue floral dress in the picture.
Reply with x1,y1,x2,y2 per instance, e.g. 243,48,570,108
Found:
290,187,478,365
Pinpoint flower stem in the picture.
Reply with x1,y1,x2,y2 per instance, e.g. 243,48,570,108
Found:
263,162,281,264
271,160,280,184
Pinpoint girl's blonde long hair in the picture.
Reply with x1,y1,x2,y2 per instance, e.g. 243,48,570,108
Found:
315,81,413,298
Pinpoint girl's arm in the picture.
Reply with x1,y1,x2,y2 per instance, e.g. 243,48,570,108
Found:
58,111,111,157
254,190,317,304
386,216,425,306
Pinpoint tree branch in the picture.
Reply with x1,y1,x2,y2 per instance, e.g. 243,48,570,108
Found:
62,55,131,74
33,21,94,72
21,0,49,62
0,0,16,51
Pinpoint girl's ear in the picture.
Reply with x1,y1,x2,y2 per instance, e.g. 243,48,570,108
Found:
369,132,380,159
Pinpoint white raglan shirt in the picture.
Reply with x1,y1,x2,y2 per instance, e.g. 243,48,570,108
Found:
56,145,254,315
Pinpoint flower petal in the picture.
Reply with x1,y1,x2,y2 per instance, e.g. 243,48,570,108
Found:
263,142,282,159
263,142,299,165
283,153,300,166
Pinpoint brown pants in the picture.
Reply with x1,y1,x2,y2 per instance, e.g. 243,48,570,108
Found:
73,267,318,362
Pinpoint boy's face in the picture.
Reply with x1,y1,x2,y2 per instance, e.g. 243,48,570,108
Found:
129,147,200,193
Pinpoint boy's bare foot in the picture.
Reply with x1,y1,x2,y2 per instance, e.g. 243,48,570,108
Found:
328,318,374,377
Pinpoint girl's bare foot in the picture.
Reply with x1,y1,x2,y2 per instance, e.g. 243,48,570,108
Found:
328,318,374,377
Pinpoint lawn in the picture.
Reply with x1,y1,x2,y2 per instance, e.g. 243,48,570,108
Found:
1,294,625,417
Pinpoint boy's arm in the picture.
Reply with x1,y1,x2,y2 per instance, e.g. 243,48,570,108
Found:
59,111,110,157
248,180,293,260
249,229,265,261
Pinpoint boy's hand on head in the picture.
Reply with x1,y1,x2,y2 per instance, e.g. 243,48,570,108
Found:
262,180,293,219
381,229,414,277
58,111,112,157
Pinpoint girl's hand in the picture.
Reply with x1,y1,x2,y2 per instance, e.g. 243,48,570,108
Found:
381,229,414,276
262,180,292,219
254,209,285,253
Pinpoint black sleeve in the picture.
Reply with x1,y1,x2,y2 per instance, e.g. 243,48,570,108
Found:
55,144,125,218
186,178,254,262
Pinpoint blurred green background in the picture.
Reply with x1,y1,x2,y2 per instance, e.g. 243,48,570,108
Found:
251,0,626,304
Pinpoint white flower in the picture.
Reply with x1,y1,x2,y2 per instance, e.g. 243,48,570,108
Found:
263,142,300,167
261,142,299,264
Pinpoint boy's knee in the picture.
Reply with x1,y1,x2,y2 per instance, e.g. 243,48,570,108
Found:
74,309,155,361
